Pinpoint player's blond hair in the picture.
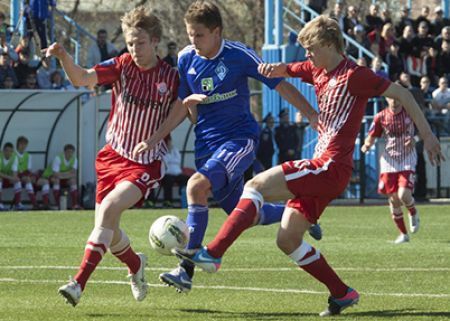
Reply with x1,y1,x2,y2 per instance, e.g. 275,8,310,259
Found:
298,16,344,54
184,1,223,32
121,6,162,40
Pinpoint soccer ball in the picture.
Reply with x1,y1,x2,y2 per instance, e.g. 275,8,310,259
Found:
149,215,190,256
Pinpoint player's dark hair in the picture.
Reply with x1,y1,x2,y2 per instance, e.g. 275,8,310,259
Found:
16,136,28,147
184,1,223,32
3,142,13,150
64,144,75,152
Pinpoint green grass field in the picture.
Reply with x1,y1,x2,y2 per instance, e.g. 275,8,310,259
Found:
1,205,449,321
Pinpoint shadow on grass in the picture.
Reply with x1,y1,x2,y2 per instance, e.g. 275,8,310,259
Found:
353,309,450,318
179,308,317,319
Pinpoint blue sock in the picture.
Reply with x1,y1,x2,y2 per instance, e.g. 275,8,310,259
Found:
258,203,284,225
186,204,209,249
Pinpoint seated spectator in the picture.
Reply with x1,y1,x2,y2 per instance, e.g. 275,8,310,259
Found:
20,72,38,89
399,25,415,59
1,74,14,89
431,7,450,37
424,46,439,86
420,76,435,108
159,137,190,208
329,2,345,30
371,56,388,79
15,35,37,60
356,56,368,67
343,5,360,35
414,6,432,34
431,77,450,113
346,24,371,60
405,47,428,87
395,6,414,38
0,53,18,88
303,0,327,22
365,4,383,33
0,142,21,211
413,21,434,55
50,70,69,89
385,41,404,81
41,144,81,209
436,40,450,77
14,49,38,86
36,56,55,89
380,7,392,25
86,29,118,68
434,26,450,52
398,72,428,111
373,22,395,58
0,30,18,62
15,136,38,209
163,41,178,68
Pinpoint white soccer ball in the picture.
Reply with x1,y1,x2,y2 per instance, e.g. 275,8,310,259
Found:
149,215,190,256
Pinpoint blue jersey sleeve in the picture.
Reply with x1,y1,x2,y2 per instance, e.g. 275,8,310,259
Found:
240,45,283,89
177,50,193,100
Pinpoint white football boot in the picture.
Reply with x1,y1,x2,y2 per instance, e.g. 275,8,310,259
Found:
58,278,82,307
128,253,148,301
394,234,410,244
409,210,420,234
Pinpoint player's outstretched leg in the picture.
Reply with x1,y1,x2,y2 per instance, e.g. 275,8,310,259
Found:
399,187,420,234
319,287,360,317
308,223,323,240
389,195,409,244
173,246,222,273
159,265,193,293
58,278,82,307
127,253,148,301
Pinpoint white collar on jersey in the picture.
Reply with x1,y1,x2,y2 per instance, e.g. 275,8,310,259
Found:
197,39,225,60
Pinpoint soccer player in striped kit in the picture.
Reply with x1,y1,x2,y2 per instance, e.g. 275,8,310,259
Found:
132,1,320,294
174,16,444,316
45,6,179,306
361,96,419,244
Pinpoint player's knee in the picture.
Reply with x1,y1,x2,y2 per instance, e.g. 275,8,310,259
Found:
276,231,302,255
187,173,211,199
399,189,412,204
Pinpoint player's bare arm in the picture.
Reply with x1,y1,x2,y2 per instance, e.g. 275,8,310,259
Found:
43,43,98,88
361,135,376,153
258,62,289,78
132,99,189,159
274,81,320,131
183,94,207,124
382,83,445,165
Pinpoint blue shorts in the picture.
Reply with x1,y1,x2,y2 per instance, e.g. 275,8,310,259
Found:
196,139,256,203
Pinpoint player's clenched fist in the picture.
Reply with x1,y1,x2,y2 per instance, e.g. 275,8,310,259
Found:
42,42,68,60
258,63,287,78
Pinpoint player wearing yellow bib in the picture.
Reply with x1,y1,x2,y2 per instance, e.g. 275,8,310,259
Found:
15,136,38,209
42,144,80,209
0,142,21,211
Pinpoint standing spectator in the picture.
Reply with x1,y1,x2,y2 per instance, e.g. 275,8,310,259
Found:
424,46,439,86
361,97,419,244
163,41,177,68
395,6,414,38
0,12,10,38
365,4,383,33
385,42,404,81
329,2,345,30
275,108,299,164
15,136,38,209
405,47,427,87
370,22,394,59
371,56,388,79
256,112,275,170
41,144,80,209
412,22,434,56
414,6,432,34
343,6,360,35
0,53,18,87
398,25,415,60
346,25,371,60
160,137,190,208
380,7,392,25
295,111,307,159
431,7,450,37
434,26,450,53
0,30,18,62
29,0,56,49
15,35,37,59
86,29,118,68
0,142,21,211
36,56,54,89
436,40,450,77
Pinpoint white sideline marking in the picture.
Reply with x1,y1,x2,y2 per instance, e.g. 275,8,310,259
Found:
0,278,449,298
1,265,450,272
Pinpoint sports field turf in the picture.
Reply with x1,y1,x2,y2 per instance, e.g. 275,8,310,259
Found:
1,205,449,321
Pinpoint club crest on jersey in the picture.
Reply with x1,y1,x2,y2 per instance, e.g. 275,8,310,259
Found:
329,77,337,87
201,78,214,92
215,61,228,81
405,117,411,124
156,82,168,95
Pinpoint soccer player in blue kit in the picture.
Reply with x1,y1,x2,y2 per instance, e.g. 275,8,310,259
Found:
132,0,319,293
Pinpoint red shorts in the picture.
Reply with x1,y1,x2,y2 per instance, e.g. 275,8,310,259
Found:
95,144,163,204
378,171,415,195
282,158,352,224
0,178,17,188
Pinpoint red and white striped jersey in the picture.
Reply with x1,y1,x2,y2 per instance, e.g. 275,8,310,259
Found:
94,53,179,164
287,58,390,167
369,107,417,173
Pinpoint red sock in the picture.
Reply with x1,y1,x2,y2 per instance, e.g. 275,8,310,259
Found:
71,190,79,207
301,253,348,298
74,242,107,290
392,213,407,234
14,191,21,205
407,206,417,216
42,194,49,206
112,246,141,274
28,193,37,207
207,199,257,258
53,190,60,205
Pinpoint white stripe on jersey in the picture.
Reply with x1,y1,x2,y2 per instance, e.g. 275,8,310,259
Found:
314,60,355,158
224,41,262,64
285,159,333,181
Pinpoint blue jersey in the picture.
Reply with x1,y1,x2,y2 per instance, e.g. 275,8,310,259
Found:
178,39,283,159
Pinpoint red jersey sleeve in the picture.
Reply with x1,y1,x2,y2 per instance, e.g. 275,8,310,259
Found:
286,60,314,84
348,66,391,97
368,113,383,138
94,55,123,86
